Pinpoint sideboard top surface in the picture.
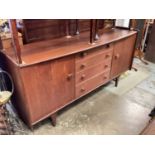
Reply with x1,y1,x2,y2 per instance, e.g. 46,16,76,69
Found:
2,28,137,67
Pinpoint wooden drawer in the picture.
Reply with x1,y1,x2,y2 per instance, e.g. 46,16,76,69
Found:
76,44,113,62
76,46,113,72
76,71,110,98
76,60,111,84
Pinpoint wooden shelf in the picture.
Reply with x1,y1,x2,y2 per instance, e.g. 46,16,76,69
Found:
3,28,136,67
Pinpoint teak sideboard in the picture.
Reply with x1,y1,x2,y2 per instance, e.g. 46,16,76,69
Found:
0,20,137,128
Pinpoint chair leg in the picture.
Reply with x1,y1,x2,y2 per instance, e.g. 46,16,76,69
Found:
51,113,57,127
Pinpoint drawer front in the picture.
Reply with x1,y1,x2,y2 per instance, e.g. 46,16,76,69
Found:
76,49,113,72
76,60,111,84
76,44,113,62
76,71,110,98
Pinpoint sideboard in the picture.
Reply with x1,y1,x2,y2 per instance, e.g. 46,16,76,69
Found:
0,20,137,128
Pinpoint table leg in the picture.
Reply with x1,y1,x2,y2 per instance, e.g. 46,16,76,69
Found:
51,113,57,127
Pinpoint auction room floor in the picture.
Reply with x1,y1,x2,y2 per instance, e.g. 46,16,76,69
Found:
15,58,155,135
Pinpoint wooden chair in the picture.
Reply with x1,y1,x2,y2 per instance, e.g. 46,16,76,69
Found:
0,69,14,134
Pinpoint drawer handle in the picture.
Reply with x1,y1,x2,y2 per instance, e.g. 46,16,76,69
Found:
104,65,108,68
106,44,110,48
81,88,86,92
67,73,73,81
80,64,86,69
80,52,88,57
115,54,120,59
105,54,110,58
81,74,86,80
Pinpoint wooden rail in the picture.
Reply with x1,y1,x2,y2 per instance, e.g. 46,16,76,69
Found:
9,19,22,64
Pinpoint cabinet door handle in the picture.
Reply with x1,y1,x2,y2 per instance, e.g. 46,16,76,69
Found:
80,63,86,69
81,74,86,80
67,73,73,81
115,54,120,59
81,88,86,92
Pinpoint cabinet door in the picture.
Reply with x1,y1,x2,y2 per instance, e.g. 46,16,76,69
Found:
52,55,75,107
110,34,136,78
20,55,75,124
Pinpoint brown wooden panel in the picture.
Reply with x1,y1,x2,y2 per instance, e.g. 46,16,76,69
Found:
20,61,55,123
0,53,31,126
23,19,66,43
22,19,105,43
76,71,110,98
145,22,155,63
20,55,75,123
5,29,136,66
110,34,136,78
52,55,75,107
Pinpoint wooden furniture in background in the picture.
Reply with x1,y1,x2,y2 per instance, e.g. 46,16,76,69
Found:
145,21,155,63
132,19,149,65
0,19,137,128
141,117,155,135
141,105,155,134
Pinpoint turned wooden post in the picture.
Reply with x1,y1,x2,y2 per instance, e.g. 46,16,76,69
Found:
22,20,29,44
75,19,79,35
112,19,116,28
9,19,22,64
90,19,98,43
65,19,71,38
130,19,136,30
128,19,133,30
90,19,94,44
94,19,99,40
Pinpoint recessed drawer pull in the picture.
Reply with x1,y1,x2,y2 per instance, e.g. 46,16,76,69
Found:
105,54,110,58
105,44,110,48
67,73,73,81
81,88,86,92
81,74,86,80
115,54,120,59
80,52,88,57
104,65,108,68
80,64,86,69
104,76,107,80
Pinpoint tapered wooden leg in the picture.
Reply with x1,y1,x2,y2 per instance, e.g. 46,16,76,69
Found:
29,125,34,131
115,77,119,87
51,113,57,126
132,67,138,72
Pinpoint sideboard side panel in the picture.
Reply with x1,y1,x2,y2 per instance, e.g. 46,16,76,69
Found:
20,61,55,123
